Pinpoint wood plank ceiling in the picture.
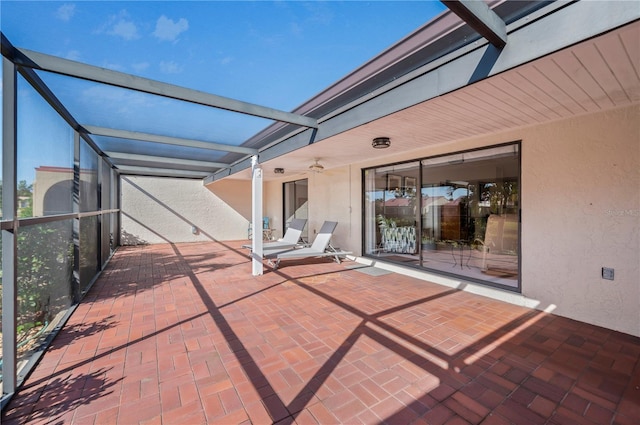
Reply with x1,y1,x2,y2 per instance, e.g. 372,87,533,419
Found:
244,20,639,181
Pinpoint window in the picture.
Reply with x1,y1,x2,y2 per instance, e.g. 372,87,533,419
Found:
364,143,520,290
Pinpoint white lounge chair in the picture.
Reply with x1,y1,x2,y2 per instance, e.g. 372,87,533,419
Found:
265,221,351,270
242,218,307,251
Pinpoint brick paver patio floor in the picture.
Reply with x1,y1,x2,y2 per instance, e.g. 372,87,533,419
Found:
2,241,639,424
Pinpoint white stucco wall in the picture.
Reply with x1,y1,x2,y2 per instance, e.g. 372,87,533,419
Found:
288,105,639,336
262,166,360,250
123,105,638,336
121,176,249,244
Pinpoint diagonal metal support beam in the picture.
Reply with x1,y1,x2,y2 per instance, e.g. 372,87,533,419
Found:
83,125,258,155
442,0,507,48
1,34,317,129
104,151,229,169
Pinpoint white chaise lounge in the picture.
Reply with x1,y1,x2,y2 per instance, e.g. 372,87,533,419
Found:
265,221,351,270
243,218,307,251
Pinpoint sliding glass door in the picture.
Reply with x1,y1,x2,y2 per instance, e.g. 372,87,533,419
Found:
363,162,420,261
421,144,520,288
364,143,520,290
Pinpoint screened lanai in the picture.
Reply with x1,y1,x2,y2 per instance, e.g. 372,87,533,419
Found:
2,0,639,415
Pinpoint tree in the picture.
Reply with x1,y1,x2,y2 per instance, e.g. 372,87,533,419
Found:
17,180,33,197
17,180,33,218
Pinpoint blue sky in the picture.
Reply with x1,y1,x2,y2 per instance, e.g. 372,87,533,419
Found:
2,1,446,108
1,1,446,182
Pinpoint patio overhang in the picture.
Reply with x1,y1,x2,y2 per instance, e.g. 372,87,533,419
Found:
206,0,639,183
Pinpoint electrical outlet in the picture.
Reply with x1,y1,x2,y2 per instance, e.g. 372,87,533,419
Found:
602,267,614,281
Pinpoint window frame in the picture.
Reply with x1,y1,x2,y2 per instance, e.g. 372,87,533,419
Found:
362,141,522,292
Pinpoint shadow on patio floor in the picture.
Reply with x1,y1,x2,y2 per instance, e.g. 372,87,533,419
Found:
3,241,639,424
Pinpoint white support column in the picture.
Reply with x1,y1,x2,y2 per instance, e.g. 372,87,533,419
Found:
251,155,263,275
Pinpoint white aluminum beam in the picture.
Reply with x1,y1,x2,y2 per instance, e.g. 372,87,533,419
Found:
104,151,228,169
115,165,211,178
442,0,507,48
84,125,258,156
10,46,317,129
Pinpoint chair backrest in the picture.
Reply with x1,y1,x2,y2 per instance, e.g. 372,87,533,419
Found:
310,221,338,251
281,218,307,244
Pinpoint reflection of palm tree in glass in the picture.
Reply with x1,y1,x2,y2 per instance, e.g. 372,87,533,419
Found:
482,181,518,214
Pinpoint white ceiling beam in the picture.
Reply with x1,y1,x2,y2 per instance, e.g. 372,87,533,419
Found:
104,151,228,169
84,125,258,155
115,165,210,178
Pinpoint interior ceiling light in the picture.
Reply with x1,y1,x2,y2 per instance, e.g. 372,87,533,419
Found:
274,168,285,174
372,137,391,149
309,159,324,173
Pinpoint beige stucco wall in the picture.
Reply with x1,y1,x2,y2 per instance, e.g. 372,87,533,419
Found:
284,105,638,336
458,105,639,337
520,106,639,337
263,181,284,240
32,167,74,216
121,176,249,244
262,166,360,250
